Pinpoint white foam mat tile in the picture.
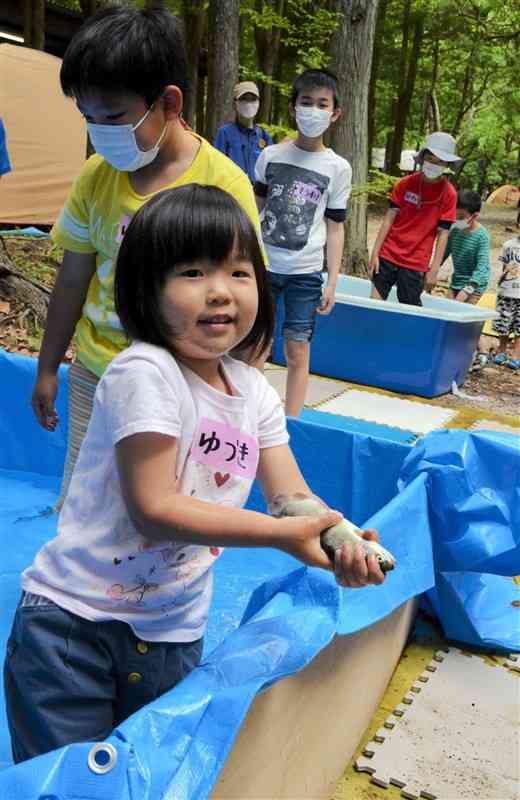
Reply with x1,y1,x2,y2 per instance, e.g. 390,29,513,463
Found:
319,390,456,434
355,648,520,799
264,370,348,407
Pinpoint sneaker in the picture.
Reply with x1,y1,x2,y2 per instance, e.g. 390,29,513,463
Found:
469,353,488,372
494,352,508,365
506,359,520,371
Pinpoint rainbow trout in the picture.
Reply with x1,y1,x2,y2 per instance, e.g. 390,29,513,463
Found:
269,492,396,573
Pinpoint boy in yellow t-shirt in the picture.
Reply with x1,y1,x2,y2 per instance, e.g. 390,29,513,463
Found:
31,6,261,507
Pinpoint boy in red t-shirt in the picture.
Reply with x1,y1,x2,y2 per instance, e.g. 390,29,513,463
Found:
369,132,460,306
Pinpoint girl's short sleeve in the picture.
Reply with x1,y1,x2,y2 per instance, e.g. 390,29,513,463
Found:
100,357,183,446
254,372,289,449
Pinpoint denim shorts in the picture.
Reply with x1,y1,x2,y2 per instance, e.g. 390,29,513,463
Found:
269,271,324,342
3,593,203,763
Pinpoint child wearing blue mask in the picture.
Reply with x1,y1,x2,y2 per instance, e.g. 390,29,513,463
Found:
5,185,386,763
254,69,351,417
30,6,262,509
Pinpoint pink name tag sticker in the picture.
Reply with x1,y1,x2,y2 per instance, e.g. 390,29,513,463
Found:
191,418,259,479
116,214,132,243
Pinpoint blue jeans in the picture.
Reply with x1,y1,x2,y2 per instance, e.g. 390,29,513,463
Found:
3,594,203,763
269,271,324,342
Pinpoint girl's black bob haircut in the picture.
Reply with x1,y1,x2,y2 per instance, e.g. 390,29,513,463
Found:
115,184,274,358
60,7,188,107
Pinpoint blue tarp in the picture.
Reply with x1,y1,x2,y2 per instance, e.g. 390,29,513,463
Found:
0,350,517,799
399,429,520,651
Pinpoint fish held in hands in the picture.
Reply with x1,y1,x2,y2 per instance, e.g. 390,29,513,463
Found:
269,493,396,573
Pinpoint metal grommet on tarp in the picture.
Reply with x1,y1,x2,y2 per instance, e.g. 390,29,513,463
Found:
87,742,118,774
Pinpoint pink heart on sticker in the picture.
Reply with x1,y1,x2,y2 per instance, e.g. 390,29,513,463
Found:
214,472,230,487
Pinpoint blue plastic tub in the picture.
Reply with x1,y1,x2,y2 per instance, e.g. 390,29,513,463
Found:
271,275,498,397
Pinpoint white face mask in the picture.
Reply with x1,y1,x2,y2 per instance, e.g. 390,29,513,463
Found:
86,105,168,172
295,106,333,138
237,100,260,119
453,219,470,230
422,161,445,180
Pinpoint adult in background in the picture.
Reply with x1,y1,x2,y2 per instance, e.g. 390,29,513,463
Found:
0,117,12,178
369,132,460,306
214,81,272,184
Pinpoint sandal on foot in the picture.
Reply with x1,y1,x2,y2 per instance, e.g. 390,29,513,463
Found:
494,352,508,365
506,359,520,371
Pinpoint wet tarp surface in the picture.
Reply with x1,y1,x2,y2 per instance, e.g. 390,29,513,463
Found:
0,351,517,799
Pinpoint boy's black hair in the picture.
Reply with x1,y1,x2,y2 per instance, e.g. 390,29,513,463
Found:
115,185,274,358
457,189,482,215
60,7,188,107
290,68,340,109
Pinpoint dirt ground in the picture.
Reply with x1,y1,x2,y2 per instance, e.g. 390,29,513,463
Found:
0,203,518,418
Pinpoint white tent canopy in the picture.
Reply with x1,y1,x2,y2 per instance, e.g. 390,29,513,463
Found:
0,43,85,225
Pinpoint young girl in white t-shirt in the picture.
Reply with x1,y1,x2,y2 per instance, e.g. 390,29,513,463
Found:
4,184,385,763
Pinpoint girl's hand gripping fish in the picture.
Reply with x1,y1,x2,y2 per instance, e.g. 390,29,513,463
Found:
269,492,396,573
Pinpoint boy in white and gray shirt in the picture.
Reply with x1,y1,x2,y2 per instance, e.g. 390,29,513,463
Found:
255,68,351,417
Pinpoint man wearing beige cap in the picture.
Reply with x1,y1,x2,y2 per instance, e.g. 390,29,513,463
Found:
214,81,272,183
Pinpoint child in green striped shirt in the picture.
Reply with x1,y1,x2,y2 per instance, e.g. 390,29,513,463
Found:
442,190,490,304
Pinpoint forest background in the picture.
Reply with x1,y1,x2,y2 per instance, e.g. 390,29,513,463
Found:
3,0,518,414
21,0,520,275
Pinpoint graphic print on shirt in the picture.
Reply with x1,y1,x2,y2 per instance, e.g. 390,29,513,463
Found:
103,417,257,609
106,543,206,608
500,246,520,280
262,163,330,251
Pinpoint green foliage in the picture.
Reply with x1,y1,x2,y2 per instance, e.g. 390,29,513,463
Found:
262,123,296,142
237,67,291,97
372,0,520,190
351,170,400,205
44,0,519,188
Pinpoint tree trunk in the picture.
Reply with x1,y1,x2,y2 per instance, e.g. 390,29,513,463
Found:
425,36,441,133
23,0,33,47
451,47,477,137
23,0,45,50
367,0,388,159
205,0,240,141
181,1,207,129
254,0,285,125
329,0,380,277
196,75,206,136
387,8,424,175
